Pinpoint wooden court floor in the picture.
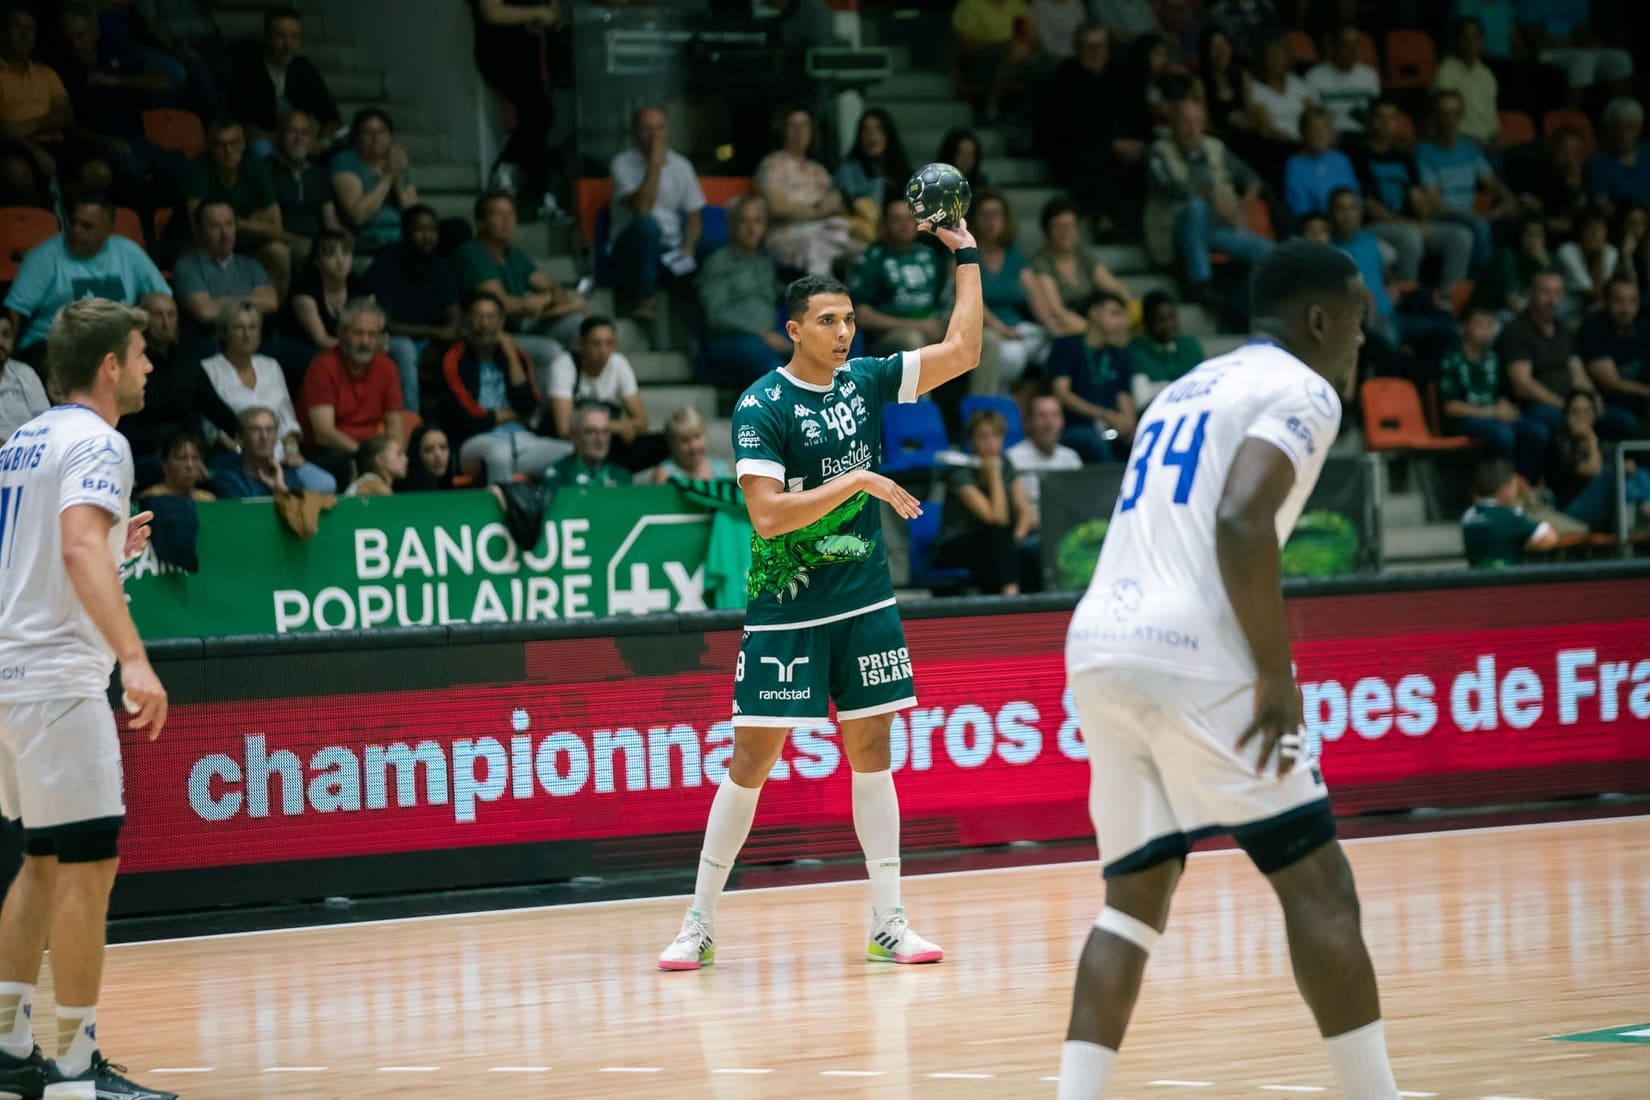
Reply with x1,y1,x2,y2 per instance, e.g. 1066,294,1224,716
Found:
43,817,1650,1098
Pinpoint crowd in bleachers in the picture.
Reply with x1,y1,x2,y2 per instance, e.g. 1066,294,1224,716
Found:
2,0,1648,592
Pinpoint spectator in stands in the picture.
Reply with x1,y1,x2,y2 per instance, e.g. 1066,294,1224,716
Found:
1047,292,1137,461
286,229,363,352
1146,99,1270,308
1616,202,1650,287
950,0,1036,123
266,109,340,259
1091,0,1158,43
1006,393,1082,506
1284,105,1360,221
1304,25,1381,135
212,406,291,499
331,108,417,252
4,190,170,367
1439,304,1548,480
138,432,215,502
0,8,113,203
1461,459,1558,567
1433,17,1500,149
454,189,588,359
973,189,1048,386
937,128,990,189
698,195,788,387
185,119,291,297
55,8,186,205
1029,0,1085,61
1298,211,1330,243
1199,28,1253,143
835,108,912,241
1351,98,1474,291
345,434,406,497
119,291,238,481
173,199,279,347
1330,188,1462,376
299,299,404,471
368,204,460,415
548,403,632,489
545,316,665,471
227,6,340,151
935,406,1032,595
440,290,566,485
1130,33,1200,131
400,423,455,491
1554,207,1620,312
1508,126,1588,245
1249,33,1314,143
1545,390,1650,533
1579,277,1650,425
646,406,731,484
1516,0,1634,102
0,315,46,443
1416,90,1518,272
1128,290,1202,404
1038,24,1146,241
200,301,335,491
1471,217,1549,317
756,106,857,277
1030,196,1130,333
608,104,706,318
1497,269,1636,440
1585,98,1650,217
852,197,950,357
467,0,561,216
1205,0,1285,57
130,0,223,116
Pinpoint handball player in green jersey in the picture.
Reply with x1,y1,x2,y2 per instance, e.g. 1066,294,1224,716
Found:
659,214,983,971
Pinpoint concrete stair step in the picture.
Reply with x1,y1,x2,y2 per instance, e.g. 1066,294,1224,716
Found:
871,72,956,101
641,382,717,422
1382,557,1468,573
907,127,1005,159
421,191,478,221
336,99,419,127
888,100,974,133
1093,243,1152,274
327,71,388,102
516,219,581,259
1177,305,1217,338
416,162,483,192
1122,272,1178,299
306,42,355,70
398,130,455,163
1381,490,1428,528
988,157,1052,186
538,255,580,285
631,350,695,385
215,9,330,39
1381,523,1464,561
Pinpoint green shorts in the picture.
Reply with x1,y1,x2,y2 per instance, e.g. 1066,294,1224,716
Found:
732,603,916,726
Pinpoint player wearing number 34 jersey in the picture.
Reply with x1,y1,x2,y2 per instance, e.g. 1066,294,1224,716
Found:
1056,243,1402,1100
659,219,988,973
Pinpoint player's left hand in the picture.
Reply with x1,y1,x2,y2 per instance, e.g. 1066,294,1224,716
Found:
925,218,977,252
124,510,153,560
1237,673,1306,778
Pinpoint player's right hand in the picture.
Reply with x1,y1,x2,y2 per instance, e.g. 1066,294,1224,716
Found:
857,471,923,520
122,659,168,740
1237,673,1304,777
927,218,977,252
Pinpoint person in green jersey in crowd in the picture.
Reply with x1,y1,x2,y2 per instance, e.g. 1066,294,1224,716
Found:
1461,458,1558,567
659,215,984,972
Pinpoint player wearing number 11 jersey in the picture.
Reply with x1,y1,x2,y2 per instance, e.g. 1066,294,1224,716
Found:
1057,242,1401,1099
659,219,985,972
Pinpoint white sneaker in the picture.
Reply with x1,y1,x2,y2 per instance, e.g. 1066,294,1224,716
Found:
866,906,943,964
658,908,715,971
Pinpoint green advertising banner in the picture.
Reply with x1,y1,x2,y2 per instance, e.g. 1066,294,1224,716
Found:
126,486,739,639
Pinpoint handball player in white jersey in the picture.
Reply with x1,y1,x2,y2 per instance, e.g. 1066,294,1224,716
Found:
1057,242,1399,1100
0,298,175,1099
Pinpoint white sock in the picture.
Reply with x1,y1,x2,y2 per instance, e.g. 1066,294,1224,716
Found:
691,777,762,920
1323,1019,1399,1100
851,768,901,915
54,1004,96,1077
0,983,32,1058
1055,1040,1116,1100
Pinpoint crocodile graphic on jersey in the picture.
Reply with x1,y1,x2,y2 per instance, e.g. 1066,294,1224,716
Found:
748,492,874,601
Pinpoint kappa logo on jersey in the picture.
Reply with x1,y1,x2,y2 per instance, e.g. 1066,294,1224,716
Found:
739,393,761,410
793,404,813,419
801,419,823,444
737,425,762,449
857,646,911,687
765,384,783,401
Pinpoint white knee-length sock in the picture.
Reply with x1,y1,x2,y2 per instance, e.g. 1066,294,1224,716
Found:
852,768,902,914
691,778,762,920
1056,1040,1117,1099
1323,1019,1399,1100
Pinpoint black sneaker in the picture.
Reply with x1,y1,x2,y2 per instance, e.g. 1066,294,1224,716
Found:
0,1044,46,1099
43,1052,175,1099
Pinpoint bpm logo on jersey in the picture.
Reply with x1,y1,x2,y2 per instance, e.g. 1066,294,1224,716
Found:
1284,415,1316,457
759,655,811,701
858,647,912,687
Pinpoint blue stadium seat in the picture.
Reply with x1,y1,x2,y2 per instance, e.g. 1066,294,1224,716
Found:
907,504,969,590
959,394,1024,449
699,204,729,251
881,398,948,475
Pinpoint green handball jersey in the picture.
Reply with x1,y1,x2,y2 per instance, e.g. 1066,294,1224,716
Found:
733,350,921,628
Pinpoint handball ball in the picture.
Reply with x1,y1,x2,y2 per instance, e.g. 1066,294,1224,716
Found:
905,162,971,229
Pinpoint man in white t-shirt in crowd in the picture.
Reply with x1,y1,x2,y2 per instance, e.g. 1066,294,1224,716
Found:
1305,26,1381,134
0,298,180,1100
1007,392,1083,592
0,315,49,443
608,105,707,320
546,315,667,471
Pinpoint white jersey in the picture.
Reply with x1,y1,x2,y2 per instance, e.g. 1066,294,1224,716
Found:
0,405,133,703
1068,342,1341,683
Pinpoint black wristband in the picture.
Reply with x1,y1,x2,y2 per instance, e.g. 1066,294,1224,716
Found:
953,246,979,266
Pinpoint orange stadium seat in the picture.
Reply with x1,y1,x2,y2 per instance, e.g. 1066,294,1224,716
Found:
1497,110,1536,147
1450,278,1475,316
0,206,58,283
113,206,145,248
576,176,756,247
142,108,205,157
1542,109,1595,157
1384,29,1436,88
1361,378,1473,452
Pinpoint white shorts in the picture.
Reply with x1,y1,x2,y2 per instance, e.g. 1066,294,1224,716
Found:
1070,666,1330,877
0,698,126,834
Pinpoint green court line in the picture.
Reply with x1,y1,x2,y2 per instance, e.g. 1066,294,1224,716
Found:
1547,1023,1650,1045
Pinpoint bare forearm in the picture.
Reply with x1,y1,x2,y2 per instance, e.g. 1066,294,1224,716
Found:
64,545,145,664
1215,516,1292,677
314,425,359,452
746,471,870,539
